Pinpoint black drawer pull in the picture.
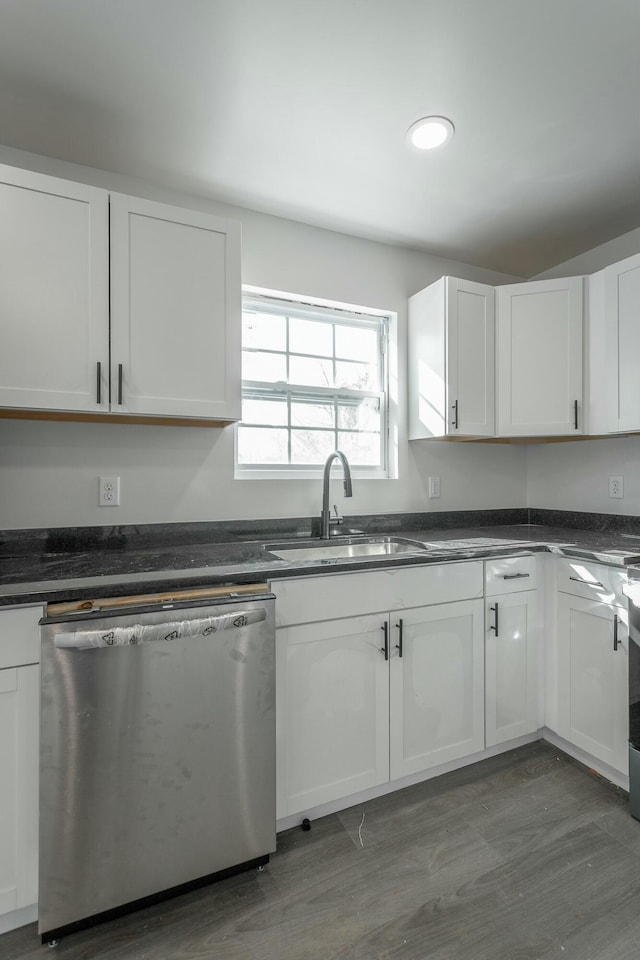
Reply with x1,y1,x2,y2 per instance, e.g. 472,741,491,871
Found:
614,614,622,651
395,619,403,658
569,575,604,589
451,400,458,429
502,572,530,580
96,361,102,404
118,363,124,405
574,399,579,430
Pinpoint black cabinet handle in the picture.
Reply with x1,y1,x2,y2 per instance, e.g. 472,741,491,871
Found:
490,602,499,637
96,361,102,405
452,399,459,429
574,399,579,430
503,572,530,580
117,363,124,405
380,622,389,660
614,614,621,651
395,619,403,658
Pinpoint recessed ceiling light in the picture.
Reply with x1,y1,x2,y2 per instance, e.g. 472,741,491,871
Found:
407,116,455,151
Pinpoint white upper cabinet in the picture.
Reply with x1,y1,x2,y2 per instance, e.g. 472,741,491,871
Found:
0,164,241,423
589,252,640,434
496,277,584,436
110,195,241,420
0,166,109,412
408,276,495,438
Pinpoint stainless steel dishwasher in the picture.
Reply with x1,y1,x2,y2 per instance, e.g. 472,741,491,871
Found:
38,584,275,943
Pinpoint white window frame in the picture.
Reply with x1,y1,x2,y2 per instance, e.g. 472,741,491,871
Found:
235,287,398,480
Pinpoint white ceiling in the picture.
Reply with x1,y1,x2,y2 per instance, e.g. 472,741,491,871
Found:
1,0,639,276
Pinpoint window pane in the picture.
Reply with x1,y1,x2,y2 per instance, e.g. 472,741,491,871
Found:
338,431,381,465
289,355,334,387
242,397,288,426
335,324,378,363
289,317,333,357
237,426,289,464
291,401,334,429
242,311,287,351
242,350,287,383
291,429,335,464
338,398,380,432
335,360,378,390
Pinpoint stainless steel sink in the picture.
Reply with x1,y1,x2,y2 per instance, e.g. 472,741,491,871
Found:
266,536,431,562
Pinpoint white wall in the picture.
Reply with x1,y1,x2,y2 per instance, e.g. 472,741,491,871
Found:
526,436,640,515
0,145,526,530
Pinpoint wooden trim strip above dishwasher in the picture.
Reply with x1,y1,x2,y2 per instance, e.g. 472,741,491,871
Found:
47,582,270,617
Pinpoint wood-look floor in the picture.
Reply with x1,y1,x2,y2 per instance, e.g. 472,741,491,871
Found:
3,741,639,960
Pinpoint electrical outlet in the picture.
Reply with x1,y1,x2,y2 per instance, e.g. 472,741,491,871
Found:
608,475,624,499
99,476,121,507
428,476,441,499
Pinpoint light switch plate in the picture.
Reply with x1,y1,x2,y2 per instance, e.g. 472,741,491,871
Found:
428,476,441,499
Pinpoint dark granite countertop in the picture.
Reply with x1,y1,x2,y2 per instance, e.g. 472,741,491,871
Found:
3,508,640,608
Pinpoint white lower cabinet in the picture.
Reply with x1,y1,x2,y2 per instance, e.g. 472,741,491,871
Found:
0,606,41,925
274,562,486,819
556,591,628,775
485,591,538,746
389,600,484,779
277,599,485,818
276,614,390,818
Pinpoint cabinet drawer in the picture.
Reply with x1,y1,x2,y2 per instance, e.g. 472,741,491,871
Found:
272,561,483,628
0,606,42,670
557,557,627,608
485,555,537,596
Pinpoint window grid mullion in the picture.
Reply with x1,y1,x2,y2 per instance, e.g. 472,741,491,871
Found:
243,381,383,402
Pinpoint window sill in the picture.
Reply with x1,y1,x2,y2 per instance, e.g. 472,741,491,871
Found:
234,467,393,481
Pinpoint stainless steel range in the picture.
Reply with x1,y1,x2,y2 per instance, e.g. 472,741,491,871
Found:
38,585,275,943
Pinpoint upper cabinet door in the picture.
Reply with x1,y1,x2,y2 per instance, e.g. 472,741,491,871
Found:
497,277,584,436
110,195,241,420
408,276,494,439
446,277,495,437
604,252,640,433
0,166,109,412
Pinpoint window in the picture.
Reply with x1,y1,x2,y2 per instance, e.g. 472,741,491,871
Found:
237,292,391,477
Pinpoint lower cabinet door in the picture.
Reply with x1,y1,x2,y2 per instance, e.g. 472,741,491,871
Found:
0,664,39,916
485,591,538,747
276,614,390,818
557,593,628,774
389,599,484,780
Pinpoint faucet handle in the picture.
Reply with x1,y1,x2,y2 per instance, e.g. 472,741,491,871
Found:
329,505,344,528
